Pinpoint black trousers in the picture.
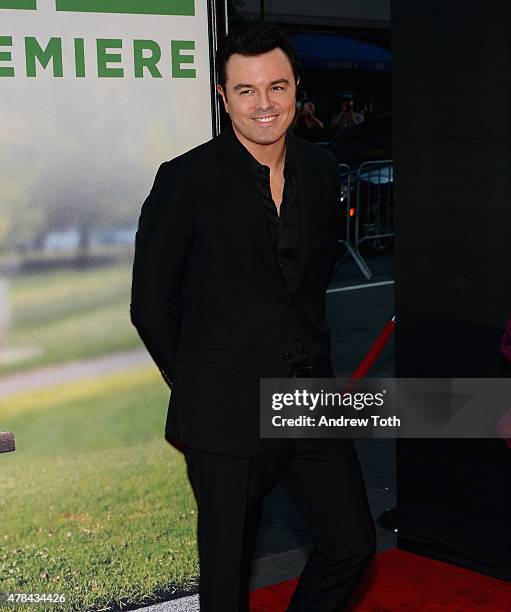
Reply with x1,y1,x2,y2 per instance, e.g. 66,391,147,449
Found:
184,437,376,611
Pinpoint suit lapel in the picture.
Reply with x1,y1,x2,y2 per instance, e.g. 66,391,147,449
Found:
216,124,313,292
216,124,285,285
234,162,285,285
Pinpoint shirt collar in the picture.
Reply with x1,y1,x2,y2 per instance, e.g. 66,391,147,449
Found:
225,120,294,177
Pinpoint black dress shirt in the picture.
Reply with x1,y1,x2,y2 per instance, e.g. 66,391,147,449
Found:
226,124,311,368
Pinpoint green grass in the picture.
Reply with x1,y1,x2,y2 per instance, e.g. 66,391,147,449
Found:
1,260,141,375
0,367,199,611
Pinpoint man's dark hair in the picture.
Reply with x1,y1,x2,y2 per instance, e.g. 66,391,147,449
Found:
216,21,300,93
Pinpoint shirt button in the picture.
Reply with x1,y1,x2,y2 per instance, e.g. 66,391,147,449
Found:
282,352,293,361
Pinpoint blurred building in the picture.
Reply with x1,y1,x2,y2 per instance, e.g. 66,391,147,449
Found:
237,1,391,137
238,0,389,31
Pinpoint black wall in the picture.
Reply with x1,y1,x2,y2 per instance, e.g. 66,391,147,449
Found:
392,0,511,580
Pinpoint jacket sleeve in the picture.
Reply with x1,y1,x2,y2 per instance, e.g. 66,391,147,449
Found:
130,160,193,389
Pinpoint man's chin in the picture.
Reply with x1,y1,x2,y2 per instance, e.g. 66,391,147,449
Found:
231,120,289,146
247,128,287,145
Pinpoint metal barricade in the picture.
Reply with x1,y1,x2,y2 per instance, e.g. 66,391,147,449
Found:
335,159,394,279
335,163,372,279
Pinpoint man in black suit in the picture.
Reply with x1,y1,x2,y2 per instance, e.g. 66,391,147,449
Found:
131,22,376,612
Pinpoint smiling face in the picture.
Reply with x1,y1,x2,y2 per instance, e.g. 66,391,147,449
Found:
216,47,299,147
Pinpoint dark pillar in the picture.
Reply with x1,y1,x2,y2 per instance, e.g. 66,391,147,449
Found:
392,0,511,580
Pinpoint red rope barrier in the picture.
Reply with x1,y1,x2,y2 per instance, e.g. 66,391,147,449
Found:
350,315,395,382
344,315,511,448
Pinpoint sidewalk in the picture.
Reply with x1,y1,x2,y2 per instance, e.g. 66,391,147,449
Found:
0,348,151,399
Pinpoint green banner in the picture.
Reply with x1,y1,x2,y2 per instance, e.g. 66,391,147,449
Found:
55,0,195,16
0,0,37,9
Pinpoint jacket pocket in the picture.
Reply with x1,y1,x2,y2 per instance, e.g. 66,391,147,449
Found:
176,342,239,369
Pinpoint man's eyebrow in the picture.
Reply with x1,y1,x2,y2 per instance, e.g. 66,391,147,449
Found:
233,78,290,91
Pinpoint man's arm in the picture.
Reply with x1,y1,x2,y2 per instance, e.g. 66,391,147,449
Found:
130,160,193,389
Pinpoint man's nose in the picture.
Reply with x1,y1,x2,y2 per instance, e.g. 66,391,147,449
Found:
256,90,273,110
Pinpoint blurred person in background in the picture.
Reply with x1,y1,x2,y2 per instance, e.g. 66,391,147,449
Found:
331,94,365,140
292,99,326,143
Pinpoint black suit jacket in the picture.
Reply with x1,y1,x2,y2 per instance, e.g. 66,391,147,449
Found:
130,121,341,456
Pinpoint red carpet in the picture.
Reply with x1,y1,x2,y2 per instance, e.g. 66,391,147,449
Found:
249,548,511,611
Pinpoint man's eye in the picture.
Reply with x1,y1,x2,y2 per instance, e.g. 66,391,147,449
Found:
273,85,284,90
240,90,252,95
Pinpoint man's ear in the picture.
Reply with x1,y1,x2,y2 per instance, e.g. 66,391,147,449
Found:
216,84,229,113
